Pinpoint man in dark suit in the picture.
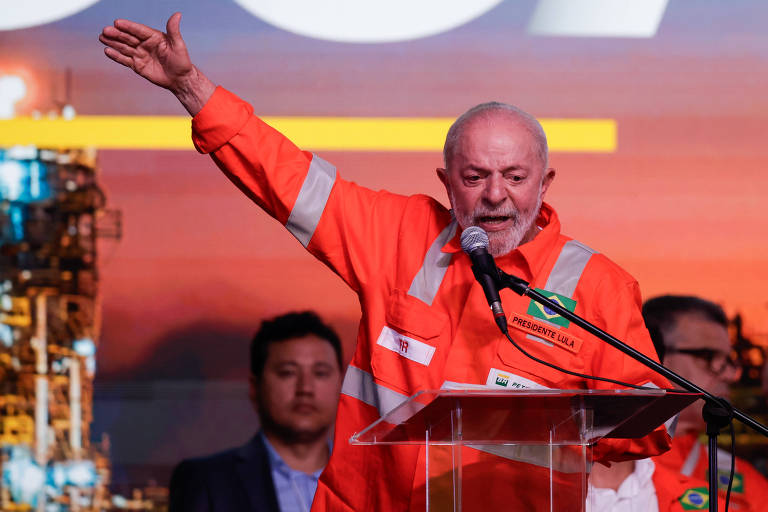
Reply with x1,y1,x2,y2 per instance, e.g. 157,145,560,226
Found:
169,311,344,512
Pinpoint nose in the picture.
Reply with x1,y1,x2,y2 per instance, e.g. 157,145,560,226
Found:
482,173,507,207
296,369,314,395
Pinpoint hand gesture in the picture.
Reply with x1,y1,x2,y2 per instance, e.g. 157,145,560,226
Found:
99,12,214,115
99,12,194,92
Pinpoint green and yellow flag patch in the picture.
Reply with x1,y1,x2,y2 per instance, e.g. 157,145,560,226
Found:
716,469,744,494
526,288,577,328
678,487,709,510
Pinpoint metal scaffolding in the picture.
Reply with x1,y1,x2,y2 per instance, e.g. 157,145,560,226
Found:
0,145,121,511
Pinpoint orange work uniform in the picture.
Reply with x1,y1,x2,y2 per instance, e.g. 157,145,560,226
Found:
192,87,672,511
654,461,726,511
589,459,726,511
654,432,768,511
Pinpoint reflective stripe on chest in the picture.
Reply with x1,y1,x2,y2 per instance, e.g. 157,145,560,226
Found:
407,218,458,305
521,239,596,346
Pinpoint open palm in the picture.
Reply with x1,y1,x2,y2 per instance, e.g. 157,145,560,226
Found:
99,12,192,92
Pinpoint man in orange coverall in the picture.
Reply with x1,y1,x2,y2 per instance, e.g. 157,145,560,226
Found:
589,457,727,512
100,13,673,511
644,295,768,511
588,295,768,511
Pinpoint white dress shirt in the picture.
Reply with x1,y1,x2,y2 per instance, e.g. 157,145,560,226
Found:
587,458,659,512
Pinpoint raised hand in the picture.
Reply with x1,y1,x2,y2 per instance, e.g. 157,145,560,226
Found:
99,12,215,115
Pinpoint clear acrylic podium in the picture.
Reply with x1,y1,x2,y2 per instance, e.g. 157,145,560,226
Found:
351,389,699,511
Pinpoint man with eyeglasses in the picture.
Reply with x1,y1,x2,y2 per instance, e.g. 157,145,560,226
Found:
643,295,768,511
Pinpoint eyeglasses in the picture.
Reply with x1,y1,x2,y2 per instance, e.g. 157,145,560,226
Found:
665,348,740,376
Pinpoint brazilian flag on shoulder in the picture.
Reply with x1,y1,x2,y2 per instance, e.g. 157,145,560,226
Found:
717,469,744,494
678,487,709,510
526,288,577,328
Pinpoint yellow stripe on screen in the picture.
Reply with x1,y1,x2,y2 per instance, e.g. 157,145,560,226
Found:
0,116,616,152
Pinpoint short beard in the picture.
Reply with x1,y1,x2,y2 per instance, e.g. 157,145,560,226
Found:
449,187,543,257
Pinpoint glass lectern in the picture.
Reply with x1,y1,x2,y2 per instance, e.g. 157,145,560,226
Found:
351,389,699,511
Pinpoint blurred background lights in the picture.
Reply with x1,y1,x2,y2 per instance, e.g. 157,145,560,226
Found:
0,324,13,347
73,338,96,357
0,75,27,119
7,145,38,160
2,446,45,506
61,104,76,120
50,464,67,489
66,461,98,486
0,160,25,200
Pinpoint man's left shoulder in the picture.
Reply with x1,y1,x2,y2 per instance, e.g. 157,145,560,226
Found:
734,454,768,496
559,234,638,288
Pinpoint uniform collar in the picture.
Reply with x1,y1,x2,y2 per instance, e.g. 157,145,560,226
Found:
442,202,562,280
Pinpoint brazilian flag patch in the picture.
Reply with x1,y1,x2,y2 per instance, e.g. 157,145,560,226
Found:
526,288,577,328
716,469,744,494
678,487,709,510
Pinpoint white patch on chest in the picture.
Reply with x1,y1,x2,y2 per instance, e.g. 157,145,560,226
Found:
376,326,436,366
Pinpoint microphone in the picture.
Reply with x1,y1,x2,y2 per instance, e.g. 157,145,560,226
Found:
460,226,508,334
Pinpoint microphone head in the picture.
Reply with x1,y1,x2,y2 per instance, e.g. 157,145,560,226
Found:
460,226,489,254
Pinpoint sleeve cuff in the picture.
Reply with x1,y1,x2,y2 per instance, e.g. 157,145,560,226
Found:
191,86,254,154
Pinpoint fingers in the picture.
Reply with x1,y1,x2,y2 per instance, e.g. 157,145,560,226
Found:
113,18,158,41
101,25,141,47
103,47,134,69
99,33,137,58
166,12,183,45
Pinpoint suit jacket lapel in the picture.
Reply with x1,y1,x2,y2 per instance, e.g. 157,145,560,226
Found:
236,433,281,512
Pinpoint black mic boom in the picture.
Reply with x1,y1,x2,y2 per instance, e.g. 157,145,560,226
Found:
460,226,508,334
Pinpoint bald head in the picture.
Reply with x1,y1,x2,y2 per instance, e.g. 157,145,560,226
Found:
436,102,556,256
443,102,549,172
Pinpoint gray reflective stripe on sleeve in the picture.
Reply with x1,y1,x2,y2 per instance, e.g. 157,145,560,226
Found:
285,154,337,248
407,219,458,306
543,239,597,297
341,365,409,417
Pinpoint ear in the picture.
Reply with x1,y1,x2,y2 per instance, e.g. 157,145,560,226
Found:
436,167,449,190
540,167,556,197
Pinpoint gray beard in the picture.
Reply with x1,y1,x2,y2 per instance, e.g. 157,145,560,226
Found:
450,188,543,257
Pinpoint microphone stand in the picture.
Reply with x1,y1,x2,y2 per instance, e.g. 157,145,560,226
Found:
496,270,768,512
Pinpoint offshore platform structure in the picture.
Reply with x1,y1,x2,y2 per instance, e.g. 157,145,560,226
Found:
0,145,121,510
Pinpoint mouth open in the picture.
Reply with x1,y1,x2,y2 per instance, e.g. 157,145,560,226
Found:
475,214,516,232
478,215,511,224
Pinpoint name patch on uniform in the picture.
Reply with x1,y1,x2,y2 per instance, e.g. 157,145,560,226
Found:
376,326,435,366
485,368,550,390
526,288,577,328
508,313,583,354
